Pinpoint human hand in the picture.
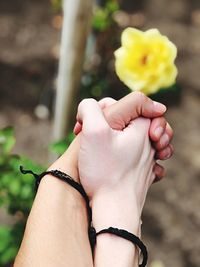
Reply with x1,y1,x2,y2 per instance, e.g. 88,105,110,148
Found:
76,99,160,267
75,92,173,180
77,99,155,215
49,92,173,186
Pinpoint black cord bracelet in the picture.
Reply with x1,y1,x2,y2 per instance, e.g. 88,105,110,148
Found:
89,226,148,267
20,166,148,266
19,166,92,223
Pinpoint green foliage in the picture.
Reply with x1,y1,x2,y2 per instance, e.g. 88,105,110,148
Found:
0,127,44,265
0,127,15,156
80,73,110,99
0,224,24,265
92,0,119,32
50,0,62,12
49,132,75,155
50,0,119,32
0,1,120,265
0,127,75,265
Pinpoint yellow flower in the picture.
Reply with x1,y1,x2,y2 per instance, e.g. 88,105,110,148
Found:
114,28,178,94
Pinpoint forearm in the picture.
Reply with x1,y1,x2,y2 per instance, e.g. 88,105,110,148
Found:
15,141,93,267
15,176,92,267
92,188,141,267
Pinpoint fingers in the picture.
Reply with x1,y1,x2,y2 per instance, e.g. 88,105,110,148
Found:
76,98,109,135
153,163,165,183
165,122,174,143
155,144,174,160
98,97,117,109
123,117,151,143
149,117,167,142
103,92,166,130
75,94,174,162
75,92,166,133
150,117,174,160
150,118,173,177
154,123,173,151
99,95,173,162
73,122,82,135
74,97,116,135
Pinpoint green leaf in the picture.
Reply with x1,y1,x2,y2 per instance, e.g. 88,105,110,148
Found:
49,132,75,155
92,9,110,31
9,179,21,196
8,155,21,170
106,1,119,13
0,246,18,265
20,185,32,200
0,226,11,253
0,127,16,154
51,0,62,12
92,0,119,31
1,173,12,187
49,139,68,154
20,156,45,174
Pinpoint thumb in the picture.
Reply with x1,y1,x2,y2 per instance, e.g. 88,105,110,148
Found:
76,98,109,135
73,97,117,135
104,92,166,130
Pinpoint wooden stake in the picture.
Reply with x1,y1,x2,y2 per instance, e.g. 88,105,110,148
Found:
53,0,92,141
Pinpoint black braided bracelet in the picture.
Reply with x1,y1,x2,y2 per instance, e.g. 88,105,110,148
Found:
89,226,148,267
20,166,148,266
19,166,92,223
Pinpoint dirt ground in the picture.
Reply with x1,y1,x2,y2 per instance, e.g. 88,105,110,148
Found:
0,0,200,266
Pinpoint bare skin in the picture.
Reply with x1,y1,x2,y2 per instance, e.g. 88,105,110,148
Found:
14,92,173,267
77,99,156,267
14,142,93,267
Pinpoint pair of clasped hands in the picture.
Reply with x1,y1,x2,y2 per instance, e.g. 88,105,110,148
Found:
15,92,173,267
53,91,173,209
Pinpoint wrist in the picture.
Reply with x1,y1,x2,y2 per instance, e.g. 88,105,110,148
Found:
39,175,87,214
48,137,80,183
91,188,141,236
91,188,141,267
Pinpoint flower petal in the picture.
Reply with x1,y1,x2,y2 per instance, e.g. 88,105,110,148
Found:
121,27,143,48
115,27,178,95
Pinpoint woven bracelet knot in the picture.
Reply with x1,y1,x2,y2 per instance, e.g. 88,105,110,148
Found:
88,226,97,249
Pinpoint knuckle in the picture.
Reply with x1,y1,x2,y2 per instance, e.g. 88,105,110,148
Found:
133,91,146,102
155,116,167,128
100,97,114,102
78,98,97,118
167,123,174,137
78,98,96,109
132,92,148,115
99,97,116,109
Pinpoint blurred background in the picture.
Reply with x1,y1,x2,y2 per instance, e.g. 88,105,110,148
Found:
0,0,200,266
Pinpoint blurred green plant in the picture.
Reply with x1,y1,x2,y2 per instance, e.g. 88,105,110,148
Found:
0,127,44,265
50,0,62,12
92,0,119,32
0,127,74,265
51,0,119,32
80,73,110,100
49,131,74,155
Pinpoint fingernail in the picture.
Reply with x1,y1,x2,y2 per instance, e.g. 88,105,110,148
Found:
163,147,171,160
154,126,164,138
153,101,167,113
160,133,169,147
